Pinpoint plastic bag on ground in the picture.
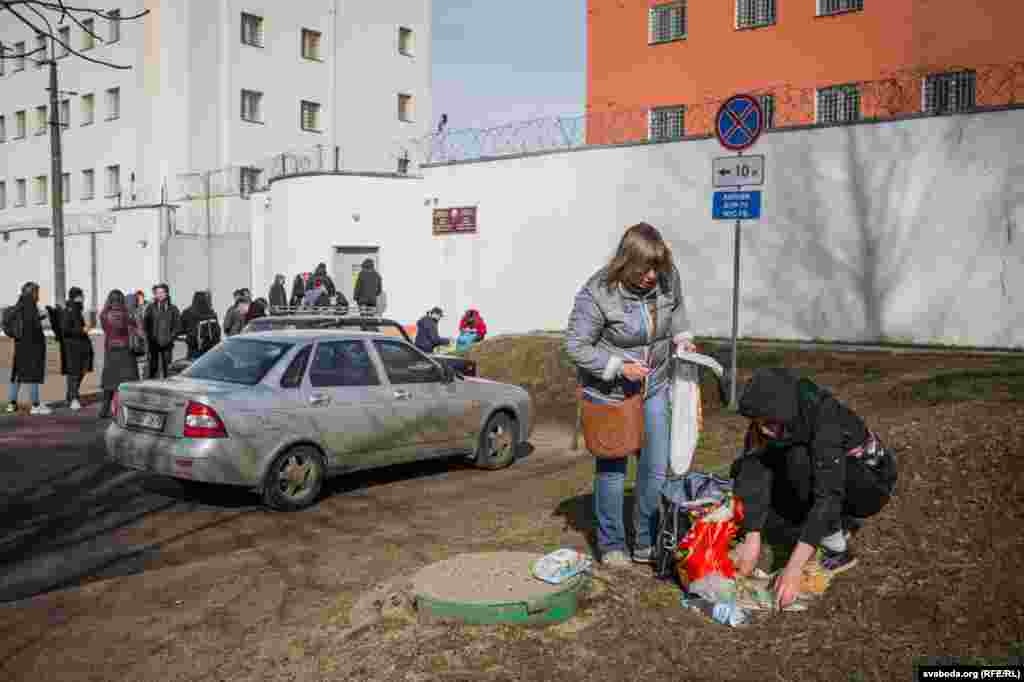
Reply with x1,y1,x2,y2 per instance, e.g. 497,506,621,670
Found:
677,495,745,601
532,548,592,585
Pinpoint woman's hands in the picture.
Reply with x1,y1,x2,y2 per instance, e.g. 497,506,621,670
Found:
621,362,651,382
735,531,761,577
674,332,697,353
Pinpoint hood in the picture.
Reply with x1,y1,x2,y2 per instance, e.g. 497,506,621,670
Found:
361,258,375,270
191,291,205,308
737,368,813,444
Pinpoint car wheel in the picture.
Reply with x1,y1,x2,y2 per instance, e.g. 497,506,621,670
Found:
262,446,326,511
476,412,517,470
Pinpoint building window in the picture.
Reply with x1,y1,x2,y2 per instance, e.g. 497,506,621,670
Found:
35,105,48,135
82,18,96,50
35,175,48,205
648,105,686,141
81,169,95,200
397,94,413,122
398,27,414,56
301,29,322,60
14,42,26,71
0,181,6,210
81,93,95,125
817,84,861,124
35,34,47,67
15,111,26,139
240,167,262,195
105,165,121,198
58,27,70,57
923,70,976,115
60,99,71,128
301,100,321,131
108,10,121,43
737,0,776,29
241,89,263,123
817,0,863,16
61,172,70,203
0,116,5,142
759,94,776,129
241,13,264,47
16,179,27,207
649,2,686,44
106,87,120,120
0,42,5,76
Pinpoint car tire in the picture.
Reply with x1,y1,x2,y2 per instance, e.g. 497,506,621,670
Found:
475,412,517,470
262,445,326,511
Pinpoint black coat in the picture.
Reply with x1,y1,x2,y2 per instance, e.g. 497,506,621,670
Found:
269,282,288,308
10,296,46,384
353,269,382,306
290,275,306,306
414,315,449,354
144,299,181,348
61,302,94,376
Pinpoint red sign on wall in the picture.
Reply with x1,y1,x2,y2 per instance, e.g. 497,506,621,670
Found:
433,207,478,235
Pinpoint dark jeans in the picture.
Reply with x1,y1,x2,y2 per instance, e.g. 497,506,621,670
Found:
148,343,173,379
65,374,84,402
731,443,895,547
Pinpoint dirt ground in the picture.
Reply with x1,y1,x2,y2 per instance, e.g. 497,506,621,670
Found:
2,338,1023,681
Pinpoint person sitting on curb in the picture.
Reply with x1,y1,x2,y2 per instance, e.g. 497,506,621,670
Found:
415,307,450,354
730,368,898,610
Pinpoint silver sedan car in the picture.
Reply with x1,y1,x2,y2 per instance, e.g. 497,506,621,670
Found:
105,330,533,510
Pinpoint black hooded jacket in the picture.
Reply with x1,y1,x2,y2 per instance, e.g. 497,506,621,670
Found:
353,260,382,306
737,368,870,546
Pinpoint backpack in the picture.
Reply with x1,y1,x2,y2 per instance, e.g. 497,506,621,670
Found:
197,318,221,352
2,305,23,340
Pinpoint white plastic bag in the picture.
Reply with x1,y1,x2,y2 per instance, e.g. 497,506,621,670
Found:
531,548,593,585
670,351,725,477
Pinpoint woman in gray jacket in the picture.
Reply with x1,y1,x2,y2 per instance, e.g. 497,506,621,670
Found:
565,222,697,566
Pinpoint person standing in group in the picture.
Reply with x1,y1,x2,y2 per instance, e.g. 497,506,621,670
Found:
564,222,698,567
3,282,51,415
144,283,180,380
415,307,450,354
98,289,141,418
61,286,95,411
353,258,383,316
290,273,307,307
268,274,288,310
223,289,249,337
179,291,221,360
305,263,337,299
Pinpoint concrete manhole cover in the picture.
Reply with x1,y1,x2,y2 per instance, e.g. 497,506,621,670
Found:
412,551,589,626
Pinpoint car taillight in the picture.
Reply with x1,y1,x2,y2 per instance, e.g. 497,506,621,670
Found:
183,401,228,439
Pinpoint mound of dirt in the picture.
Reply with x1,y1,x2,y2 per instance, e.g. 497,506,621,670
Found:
411,552,564,604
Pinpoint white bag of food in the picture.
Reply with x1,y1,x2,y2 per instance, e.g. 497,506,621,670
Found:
670,351,724,477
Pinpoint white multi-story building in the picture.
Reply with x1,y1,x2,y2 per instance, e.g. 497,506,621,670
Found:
0,0,432,224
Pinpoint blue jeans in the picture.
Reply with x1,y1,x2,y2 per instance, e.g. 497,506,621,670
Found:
7,382,41,405
593,382,672,554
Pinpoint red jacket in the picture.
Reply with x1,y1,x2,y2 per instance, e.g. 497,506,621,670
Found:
459,310,487,340
101,304,139,352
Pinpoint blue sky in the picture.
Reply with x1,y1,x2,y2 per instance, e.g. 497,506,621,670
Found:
431,1,586,132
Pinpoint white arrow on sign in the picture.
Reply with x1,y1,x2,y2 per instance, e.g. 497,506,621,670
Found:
712,155,765,188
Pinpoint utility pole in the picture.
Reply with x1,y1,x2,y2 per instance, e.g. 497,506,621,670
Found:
47,57,66,307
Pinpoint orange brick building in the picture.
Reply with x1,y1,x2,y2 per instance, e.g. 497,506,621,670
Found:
586,0,1024,144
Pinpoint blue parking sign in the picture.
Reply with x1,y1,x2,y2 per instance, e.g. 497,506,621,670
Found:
712,191,761,220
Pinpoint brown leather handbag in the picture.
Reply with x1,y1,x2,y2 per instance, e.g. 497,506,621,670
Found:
578,388,645,458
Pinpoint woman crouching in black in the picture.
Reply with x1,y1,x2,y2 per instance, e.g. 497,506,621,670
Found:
730,368,898,609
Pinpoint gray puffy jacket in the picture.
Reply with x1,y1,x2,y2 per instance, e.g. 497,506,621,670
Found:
565,265,691,401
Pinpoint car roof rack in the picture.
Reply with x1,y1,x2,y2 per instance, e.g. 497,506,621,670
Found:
264,306,413,342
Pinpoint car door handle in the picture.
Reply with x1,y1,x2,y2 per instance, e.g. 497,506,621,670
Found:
309,393,331,406
393,389,411,401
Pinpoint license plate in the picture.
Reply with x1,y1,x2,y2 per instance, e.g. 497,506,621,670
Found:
125,408,166,432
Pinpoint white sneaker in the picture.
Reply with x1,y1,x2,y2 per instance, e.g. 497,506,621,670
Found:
601,550,630,567
30,404,53,416
69,399,82,411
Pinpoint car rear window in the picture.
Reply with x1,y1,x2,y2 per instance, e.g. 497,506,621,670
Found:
183,338,293,385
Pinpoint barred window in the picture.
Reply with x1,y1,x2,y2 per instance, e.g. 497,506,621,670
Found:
82,169,95,199
301,100,322,131
737,0,775,28
816,84,860,124
923,70,976,115
35,175,48,205
817,0,863,16
649,2,686,44
758,95,776,129
240,167,262,195
241,13,264,47
648,106,686,142
302,29,322,60
241,89,263,123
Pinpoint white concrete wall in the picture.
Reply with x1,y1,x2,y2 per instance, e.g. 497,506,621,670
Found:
265,109,1024,348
